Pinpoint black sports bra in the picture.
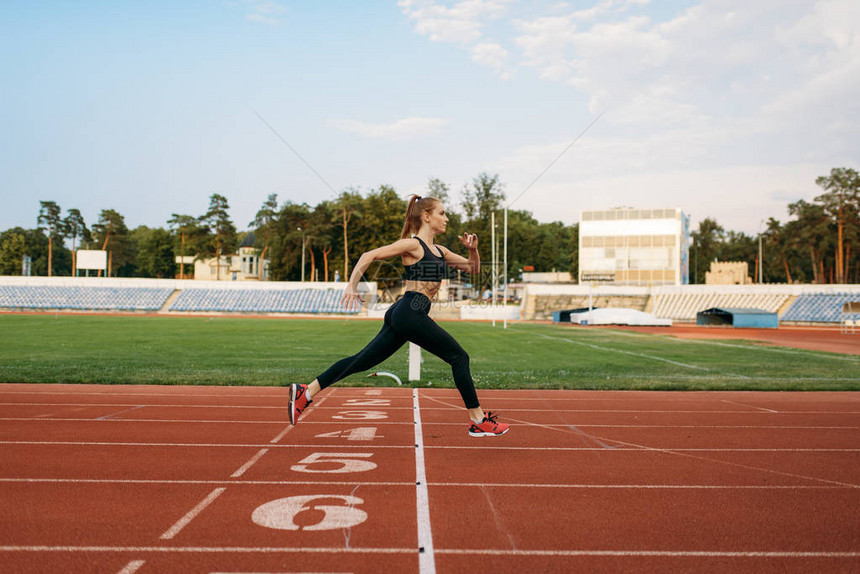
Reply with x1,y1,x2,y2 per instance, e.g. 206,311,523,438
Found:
403,237,447,282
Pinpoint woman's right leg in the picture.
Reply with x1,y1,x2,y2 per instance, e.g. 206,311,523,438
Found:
290,312,406,424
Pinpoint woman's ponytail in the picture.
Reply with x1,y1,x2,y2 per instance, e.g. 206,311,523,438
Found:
401,195,438,239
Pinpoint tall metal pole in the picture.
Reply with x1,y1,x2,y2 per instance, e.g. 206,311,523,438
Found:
758,233,763,284
503,207,508,329
298,227,305,282
758,220,764,284
491,211,496,327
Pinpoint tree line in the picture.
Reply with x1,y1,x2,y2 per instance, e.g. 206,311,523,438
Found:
0,167,857,286
691,167,859,284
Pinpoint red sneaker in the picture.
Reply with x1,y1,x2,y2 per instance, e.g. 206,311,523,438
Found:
288,383,312,425
468,411,509,437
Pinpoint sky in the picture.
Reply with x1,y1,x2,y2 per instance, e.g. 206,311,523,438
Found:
1,0,858,239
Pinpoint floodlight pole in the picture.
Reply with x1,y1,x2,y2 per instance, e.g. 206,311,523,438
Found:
298,227,306,282
503,207,508,329
491,211,496,327
757,220,764,284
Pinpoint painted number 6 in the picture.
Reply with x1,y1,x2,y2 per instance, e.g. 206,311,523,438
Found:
291,452,376,473
252,495,367,531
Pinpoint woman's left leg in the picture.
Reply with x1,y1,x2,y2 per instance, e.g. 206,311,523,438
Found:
391,307,480,413
398,312,508,435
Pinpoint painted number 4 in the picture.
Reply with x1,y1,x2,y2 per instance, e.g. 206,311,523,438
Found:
333,411,388,420
315,427,381,441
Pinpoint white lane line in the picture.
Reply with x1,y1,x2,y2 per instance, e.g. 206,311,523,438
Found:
0,403,286,410
413,388,436,574
0,441,412,449
160,488,226,540
667,337,860,363
536,333,719,373
422,423,859,429
2,420,857,430
435,549,860,558
721,400,779,413
579,431,860,489
95,405,146,420
0,417,417,425
230,449,269,478
418,396,860,402
0,390,410,399
432,483,856,490
0,478,852,489
0,478,411,486
0,545,856,558
428,447,860,452
2,441,858,451
117,559,145,574
0,545,414,554
417,408,860,414
0,392,280,398
482,410,860,489
269,426,293,444
0,418,295,425
0,395,775,404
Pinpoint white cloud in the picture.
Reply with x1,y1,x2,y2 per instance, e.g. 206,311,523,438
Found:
399,0,512,44
470,42,512,76
328,116,451,141
410,1,859,138
225,0,286,25
395,1,859,231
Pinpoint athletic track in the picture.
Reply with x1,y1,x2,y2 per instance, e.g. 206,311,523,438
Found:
0,384,858,573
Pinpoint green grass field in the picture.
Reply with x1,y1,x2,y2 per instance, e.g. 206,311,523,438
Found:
0,314,857,391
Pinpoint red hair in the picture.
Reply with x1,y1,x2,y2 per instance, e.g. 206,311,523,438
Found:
401,195,440,239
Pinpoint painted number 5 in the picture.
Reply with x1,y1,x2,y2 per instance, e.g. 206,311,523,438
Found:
291,452,376,473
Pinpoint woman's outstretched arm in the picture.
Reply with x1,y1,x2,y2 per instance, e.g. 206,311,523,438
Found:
439,233,480,275
340,238,420,310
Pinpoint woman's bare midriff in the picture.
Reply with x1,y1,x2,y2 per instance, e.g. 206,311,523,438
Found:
404,280,440,301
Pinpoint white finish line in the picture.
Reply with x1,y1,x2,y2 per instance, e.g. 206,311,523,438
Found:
413,388,436,574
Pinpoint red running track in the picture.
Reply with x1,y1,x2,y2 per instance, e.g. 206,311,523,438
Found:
0,383,857,573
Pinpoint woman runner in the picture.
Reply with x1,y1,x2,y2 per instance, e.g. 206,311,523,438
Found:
288,195,509,437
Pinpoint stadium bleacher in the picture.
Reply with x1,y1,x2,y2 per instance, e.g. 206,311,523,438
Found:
168,288,356,314
0,286,173,311
650,292,789,322
523,283,860,324
1,278,857,323
0,283,357,315
781,292,859,323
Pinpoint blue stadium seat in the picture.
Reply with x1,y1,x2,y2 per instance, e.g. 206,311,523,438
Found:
782,293,855,323
168,288,356,314
0,286,173,311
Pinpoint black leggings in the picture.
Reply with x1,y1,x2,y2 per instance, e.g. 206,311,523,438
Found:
316,291,480,409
